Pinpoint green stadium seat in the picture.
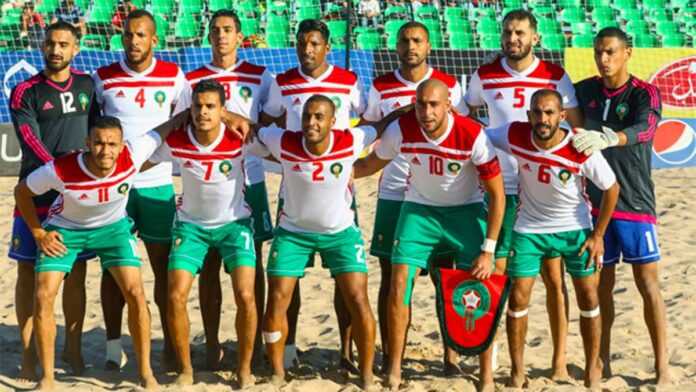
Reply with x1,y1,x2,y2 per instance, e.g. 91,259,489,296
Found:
626,20,650,34
154,14,169,37
528,0,551,7
477,18,501,35
446,19,473,34
235,2,259,18
35,0,60,15
449,32,475,49
671,0,692,8
501,8,519,19
266,32,290,48
541,34,566,49
240,18,259,36
571,22,594,35
295,7,321,22
87,6,113,24
327,20,348,40
109,34,124,51
180,0,204,15
151,0,175,15
561,8,586,24
384,5,410,19
612,0,637,9
356,32,383,50
537,18,561,35
591,7,615,23
0,9,20,27
266,17,290,35
429,31,443,48
174,16,200,40
444,7,466,21
130,0,148,8
559,0,582,8
385,19,407,36
296,0,320,8
74,0,90,11
596,19,620,29
620,8,644,22
647,9,674,22
661,33,686,46
503,0,524,8
643,0,667,10
80,34,106,50
415,5,439,21
571,33,595,47
632,33,658,47
479,34,500,49
471,7,497,20
587,0,612,7
266,1,289,17
533,6,556,18
656,21,679,35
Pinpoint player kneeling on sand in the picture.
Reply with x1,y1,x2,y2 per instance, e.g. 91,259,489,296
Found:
486,89,619,389
13,112,188,390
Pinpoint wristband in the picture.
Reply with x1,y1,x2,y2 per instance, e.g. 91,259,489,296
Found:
481,238,496,253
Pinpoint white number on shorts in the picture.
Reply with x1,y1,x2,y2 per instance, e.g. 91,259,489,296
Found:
241,231,251,250
355,244,366,264
645,230,656,253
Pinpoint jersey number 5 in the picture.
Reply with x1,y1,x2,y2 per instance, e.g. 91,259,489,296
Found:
513,87,525,108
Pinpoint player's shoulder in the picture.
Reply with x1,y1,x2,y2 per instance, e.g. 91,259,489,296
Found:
53,152,89,182
430,68,458,88
628,75,660,101
150,59,183,77
555,131,590,165
397,111,424,141
185,65,214,82
279,129,303,152
372,71,401,91
332,128,357,151
324,65,358,85
164,126,193,148
236,60,267,76
574,75,601,91
450,113,486,144
507,121,534,149
275,67,304,85
475,58,509,80
217,128,244,151
95,61,127,81
70,70,96,88
10,73,43,106
528,59,567,81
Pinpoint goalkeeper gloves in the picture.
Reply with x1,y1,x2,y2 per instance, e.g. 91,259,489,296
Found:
572,126,620,155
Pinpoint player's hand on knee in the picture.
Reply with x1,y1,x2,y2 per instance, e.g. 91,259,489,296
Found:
580,233,605,271
470,252,493,280
35,230,67,257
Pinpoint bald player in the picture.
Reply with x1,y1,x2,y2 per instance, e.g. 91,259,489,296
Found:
355,79,505,391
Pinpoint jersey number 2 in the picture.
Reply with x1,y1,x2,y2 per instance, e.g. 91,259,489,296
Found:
312,162,324,181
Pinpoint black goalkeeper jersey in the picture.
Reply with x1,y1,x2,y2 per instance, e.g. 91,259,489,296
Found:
9,69,99,209
574,75,661,222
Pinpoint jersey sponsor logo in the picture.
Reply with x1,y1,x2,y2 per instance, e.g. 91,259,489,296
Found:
392,101,401,109
78,193,89,200
615,102,629,120
521,163,532,171
292,163,302,172
219,160,233,174
653,119,696,165
494,92,504,100
239,86,252,102
117,183,130,194
330,162,343,178
78,92,89,111
154,91,166,107
558,169,572,185
116,90,126,98
292,97,302,106
411,156,422,165
183,160,193,168
42,100,54,111
648,56,696,109
447,161,462,175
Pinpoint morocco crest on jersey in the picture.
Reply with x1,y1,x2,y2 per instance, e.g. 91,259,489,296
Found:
434,268,510,356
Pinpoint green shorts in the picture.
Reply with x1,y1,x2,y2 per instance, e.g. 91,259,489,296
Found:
126,184,175,243
267,225,367,278
392,202,487,271
169,219,256,275
508,229,595,278
486,194,519,260
244,181,273,242
35,218,141,273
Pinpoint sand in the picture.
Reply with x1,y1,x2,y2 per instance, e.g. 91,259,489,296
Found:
0,168,695,391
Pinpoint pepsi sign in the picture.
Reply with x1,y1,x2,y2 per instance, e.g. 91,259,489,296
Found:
652,119,696,169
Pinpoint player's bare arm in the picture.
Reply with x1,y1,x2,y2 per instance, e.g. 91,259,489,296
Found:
14,181,67,257
580,181,620,269
471,173,505,280
353,151,391,179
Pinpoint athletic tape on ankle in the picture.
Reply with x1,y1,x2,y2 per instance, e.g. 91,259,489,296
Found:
580,307,600,318
262,331,281,343
403,265,418,306
507,308,529,318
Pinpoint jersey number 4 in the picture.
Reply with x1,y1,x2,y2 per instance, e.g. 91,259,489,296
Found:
134,89,147,108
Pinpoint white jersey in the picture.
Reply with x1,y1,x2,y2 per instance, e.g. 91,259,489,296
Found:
375,111,500,207
93,58,188,188
486,122,616,233
464,56,579,194
175,61,273,185
249,125,377,233
26,132,161,229
263,65,364,131
363,67,464,201
149,125,250,229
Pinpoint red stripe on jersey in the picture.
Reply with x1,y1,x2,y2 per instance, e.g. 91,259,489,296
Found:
382,90,416,99
280,86,351,96
235,61,267,76
19,124,53,163
43,75,74,93
431,69,458,88
397,111,483,151
372,73,403,92
476,157,501,179
185,66,215,81
166,127,244,152
527,60,567,81
280,129,355,161
64,167,136,190
280,150,353,162
512,148,580,174
55,149,135,183
476,59,511,80
275,68,306,86
104,81,176,90
508,122,588,164
192,75,261,86
10,74,42,109
400,146,471,160
322,66,358,85
172,150,241,160
97,60,181,82
482,81,556,90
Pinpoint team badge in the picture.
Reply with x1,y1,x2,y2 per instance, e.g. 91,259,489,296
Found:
330,162,343,178
616,103,629,120
154,91,166,107
331,96,342,109
558,169,572,185
12,236,20,250
447,161,462,175
78,92,89,111
219,160,233,174
239,86,252,102
117,183,130,194
452,281,491,331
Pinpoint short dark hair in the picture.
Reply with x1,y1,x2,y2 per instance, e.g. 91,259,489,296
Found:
125,9,156,30
397,21,429,41
45,21,79,39
502,9,537,31
209,9,242,34
192,79,226,105
304,94,336,116
530,89,563,108
296,19,330,43
594,27,631,47
90,116,123,136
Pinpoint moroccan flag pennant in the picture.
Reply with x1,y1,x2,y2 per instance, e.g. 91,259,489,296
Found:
433,268,510,356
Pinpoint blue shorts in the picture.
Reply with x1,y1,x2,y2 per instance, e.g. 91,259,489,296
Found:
9,215,95,263
599,218,660,265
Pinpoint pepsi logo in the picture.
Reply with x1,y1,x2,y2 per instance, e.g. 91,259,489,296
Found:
653,120,696,166
648,56,696,109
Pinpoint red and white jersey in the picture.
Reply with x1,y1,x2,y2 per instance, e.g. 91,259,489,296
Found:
363,67,464,201
149,125,250,229
376,112,500,207
486,122,616,233
25,132,162,229
175,61,273,185
263,65,364,131
249,125,376,233
463,57,578,194
93,59,188,188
